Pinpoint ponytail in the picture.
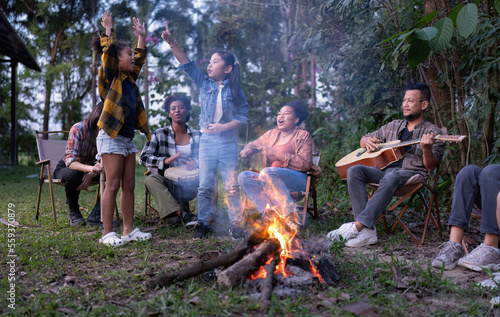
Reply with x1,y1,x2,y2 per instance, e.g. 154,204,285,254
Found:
229,63,242,102
212,50,243,103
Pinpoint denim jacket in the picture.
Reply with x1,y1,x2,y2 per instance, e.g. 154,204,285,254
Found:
178,60,249,131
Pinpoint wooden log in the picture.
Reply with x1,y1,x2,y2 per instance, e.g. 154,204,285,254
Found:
148,228,270,289
260,256,279,313
217,238,281,287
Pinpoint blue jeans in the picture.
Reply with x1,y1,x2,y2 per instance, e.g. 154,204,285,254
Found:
347,165,420,228
238,167,307,216
197,133,241,226
448,165,500,234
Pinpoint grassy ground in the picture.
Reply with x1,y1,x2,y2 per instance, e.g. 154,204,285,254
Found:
1,164,499,316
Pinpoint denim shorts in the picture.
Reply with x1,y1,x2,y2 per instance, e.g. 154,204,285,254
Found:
96,129,138,160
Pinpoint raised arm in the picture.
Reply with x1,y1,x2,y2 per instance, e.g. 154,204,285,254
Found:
161,21,189,64
101,11,113,37
132,17,146,49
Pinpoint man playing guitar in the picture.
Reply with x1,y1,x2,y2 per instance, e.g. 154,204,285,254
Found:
328,82,445,247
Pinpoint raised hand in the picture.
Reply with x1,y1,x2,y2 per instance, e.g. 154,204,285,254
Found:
161,21,175,45
132,17,146,37
101,11,113,30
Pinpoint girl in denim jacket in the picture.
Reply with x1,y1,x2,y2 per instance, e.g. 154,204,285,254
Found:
161,21,249,239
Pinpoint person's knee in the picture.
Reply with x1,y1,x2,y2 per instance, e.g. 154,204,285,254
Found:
259,167,278,182
347,165,365,181
457,165,481,182
479,165,500,186
238,171,252,186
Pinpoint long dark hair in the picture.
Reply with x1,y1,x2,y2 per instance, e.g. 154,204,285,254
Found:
163,94,192,123
212,50,243,102
80,101,104,164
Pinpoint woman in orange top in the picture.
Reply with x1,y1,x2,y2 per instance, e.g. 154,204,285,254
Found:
239,100,313,218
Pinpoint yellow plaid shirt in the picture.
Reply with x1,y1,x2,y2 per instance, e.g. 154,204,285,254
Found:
97,29,151,140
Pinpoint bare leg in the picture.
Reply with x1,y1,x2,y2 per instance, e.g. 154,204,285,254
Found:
120,153,136,236
449,226,465,244
101,154,124,236
484,233,500,248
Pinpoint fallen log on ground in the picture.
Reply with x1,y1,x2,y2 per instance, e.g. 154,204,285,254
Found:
217,238,281,287
148,228,269,289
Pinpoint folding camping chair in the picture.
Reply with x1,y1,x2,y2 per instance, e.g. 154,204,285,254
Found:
35,131,117,225
372,162,443,246
291,152,322,225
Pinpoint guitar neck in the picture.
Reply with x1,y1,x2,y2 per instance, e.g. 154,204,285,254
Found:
381,135,466,150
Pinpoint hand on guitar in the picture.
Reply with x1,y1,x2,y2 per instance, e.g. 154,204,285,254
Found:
420,133,436,151
362,136,381,153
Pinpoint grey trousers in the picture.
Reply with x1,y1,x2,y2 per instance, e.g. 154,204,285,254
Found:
347,165,420,228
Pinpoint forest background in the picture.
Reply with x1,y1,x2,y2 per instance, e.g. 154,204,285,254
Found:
1,0,499,207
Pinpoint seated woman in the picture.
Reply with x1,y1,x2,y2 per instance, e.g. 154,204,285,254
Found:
239,100,314,219
139,94,201,224
53,102,104,227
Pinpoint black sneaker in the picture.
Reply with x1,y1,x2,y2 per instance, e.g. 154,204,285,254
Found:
229,225,247,240
193,222,212,240
67,209,86,227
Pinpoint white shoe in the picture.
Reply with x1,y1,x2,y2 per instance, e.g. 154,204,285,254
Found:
121,228,152,242
327,222,358,242
345,227,378,247
99,232,126,246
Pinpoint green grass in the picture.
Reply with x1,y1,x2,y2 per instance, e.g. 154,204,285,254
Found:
0,164,498,316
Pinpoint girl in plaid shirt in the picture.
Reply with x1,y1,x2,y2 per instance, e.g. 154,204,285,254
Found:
92,12,151,246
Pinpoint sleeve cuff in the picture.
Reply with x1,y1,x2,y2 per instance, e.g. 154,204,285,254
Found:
178,60,195,71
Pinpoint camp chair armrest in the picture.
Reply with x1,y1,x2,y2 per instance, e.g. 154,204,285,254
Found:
36,159,50,166
144,171,151,176
249,168,261,174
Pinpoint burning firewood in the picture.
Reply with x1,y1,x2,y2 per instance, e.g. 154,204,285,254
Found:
217,238,281,287
148,227,270,289
260,256,279,313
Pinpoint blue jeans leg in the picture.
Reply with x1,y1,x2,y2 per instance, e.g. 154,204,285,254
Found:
259,167,307,216
197,136,219,225
479,165,500,234
218,139,242,225
447,165,482,230
239,170,270,214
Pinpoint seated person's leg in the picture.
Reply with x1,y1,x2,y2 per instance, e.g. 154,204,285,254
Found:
259,167,307,216
433,165,483,270
238,170,271,215
54,161,85,226
457,165,500,272
328,165,385,243
145,174,180,220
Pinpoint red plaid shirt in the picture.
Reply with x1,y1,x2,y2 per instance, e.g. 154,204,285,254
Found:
65,121,96,167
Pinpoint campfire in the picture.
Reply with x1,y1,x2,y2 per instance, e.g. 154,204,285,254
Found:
149,206,341,312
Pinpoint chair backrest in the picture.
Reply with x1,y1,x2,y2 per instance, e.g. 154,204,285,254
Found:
312,152,321,167
36,131,69,177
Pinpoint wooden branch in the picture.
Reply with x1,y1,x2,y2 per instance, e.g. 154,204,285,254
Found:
148,229,269,289
260,256,279,313
217,238,281,287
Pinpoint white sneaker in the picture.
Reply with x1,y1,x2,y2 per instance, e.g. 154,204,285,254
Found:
121,228,152,242
345,227,378,247
327,222,358,242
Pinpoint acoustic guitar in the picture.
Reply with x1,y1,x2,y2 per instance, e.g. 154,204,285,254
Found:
335,135,466,180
